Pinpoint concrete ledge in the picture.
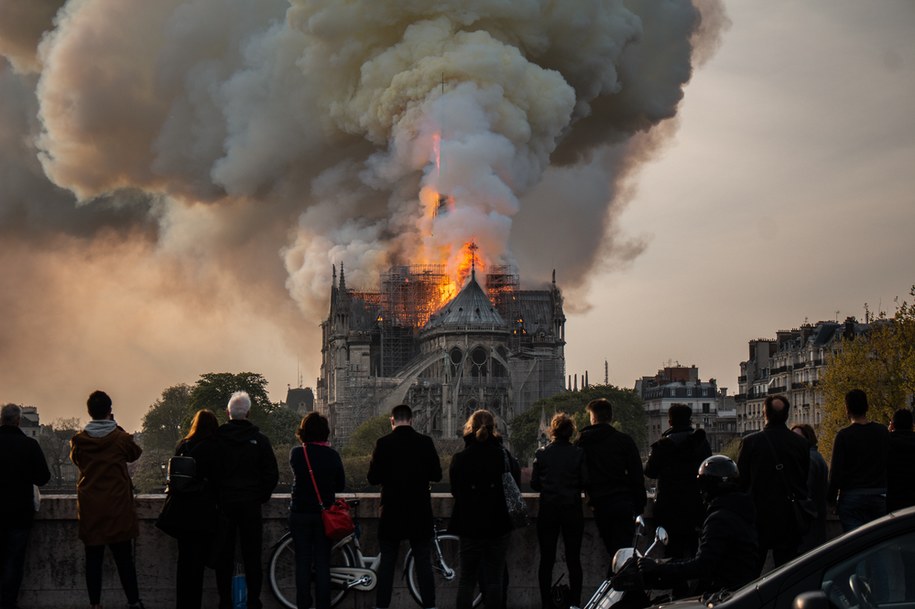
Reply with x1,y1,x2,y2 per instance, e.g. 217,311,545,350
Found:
23,494,608,609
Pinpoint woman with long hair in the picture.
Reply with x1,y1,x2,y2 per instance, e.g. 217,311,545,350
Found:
449,409,521,609
171,408,220,609
531,413,586,609
289,412,345,609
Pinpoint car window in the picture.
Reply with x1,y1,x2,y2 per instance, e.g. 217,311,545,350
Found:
821,530,915,608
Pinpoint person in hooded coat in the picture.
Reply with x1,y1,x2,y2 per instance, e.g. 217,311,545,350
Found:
70,390,144,609
644,404,712,560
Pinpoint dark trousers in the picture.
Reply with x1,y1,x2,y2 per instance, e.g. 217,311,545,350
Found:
537,503,583,609
591,498,636,577
457,533,511,609
216,503,264,609
838,493,886,533
0,526,31,609
289,512,330,609
376,536,435,609
84,540,140,606
176,533,213,609
755,537,799,574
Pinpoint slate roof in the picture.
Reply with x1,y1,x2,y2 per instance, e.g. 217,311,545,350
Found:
424,272,507,333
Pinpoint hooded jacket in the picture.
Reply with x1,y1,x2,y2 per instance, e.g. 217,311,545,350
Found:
70,422,142,545
644,426,711,528
214,419,279,506
575,423,646,511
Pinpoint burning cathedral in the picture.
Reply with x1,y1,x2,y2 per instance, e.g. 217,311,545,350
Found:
316,247,566,445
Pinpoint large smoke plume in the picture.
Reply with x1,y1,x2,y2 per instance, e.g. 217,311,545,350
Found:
0,0,727,428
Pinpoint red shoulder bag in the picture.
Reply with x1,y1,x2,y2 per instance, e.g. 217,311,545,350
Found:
302,443,354,541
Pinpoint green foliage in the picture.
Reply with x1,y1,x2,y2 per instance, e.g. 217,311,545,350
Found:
820,287,915,461
509,384,647,464
133,371,302,492
341,415,391,457
343,455,373,491
720,437,741,461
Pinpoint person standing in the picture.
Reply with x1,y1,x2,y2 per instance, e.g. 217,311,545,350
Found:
736,394,809,572
171,409,221,609
70,390,145,609
575,398,647,574
644,404,712,560
214,391,279,609
828,389,889,532
887,408,915,512
449,409,521,609
530,412,587,609
288,413,345,609
0,403,51,609
367,404,442,609
791,424,829,553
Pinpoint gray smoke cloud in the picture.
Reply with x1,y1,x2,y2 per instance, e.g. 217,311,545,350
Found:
0,0,727,427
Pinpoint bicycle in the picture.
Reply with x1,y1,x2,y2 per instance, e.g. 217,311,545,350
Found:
269,500,482,609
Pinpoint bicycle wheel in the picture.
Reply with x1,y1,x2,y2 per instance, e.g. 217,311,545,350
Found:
405,534,482,609
269,532,355,609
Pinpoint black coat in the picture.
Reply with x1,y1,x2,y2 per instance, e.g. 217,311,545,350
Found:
449,435,521,539
214,420,279,506
157,434,220,537
290,443,345,513
530,439,586,508
367,425,442,540
887,430,915,512
0,425,50,527
736,423,809,542
644,426,711,530
651,491,758,594
575,423,646,512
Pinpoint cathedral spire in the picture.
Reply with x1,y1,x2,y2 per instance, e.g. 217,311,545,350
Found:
339,262,346,290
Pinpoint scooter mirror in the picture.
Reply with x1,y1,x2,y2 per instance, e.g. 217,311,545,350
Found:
635,515,646,532
655,526,669,546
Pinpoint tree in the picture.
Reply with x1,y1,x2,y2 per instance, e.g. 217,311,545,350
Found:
509,384,647,465
188,372,272,422
38,417,82,489
819,287,915,460
341,415,391,457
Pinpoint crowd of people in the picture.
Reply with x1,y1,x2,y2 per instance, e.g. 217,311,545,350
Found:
0,387,912,609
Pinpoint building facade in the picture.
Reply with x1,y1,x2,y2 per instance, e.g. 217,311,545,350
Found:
317,264,566,445
735,318,868,434
635,365,738,450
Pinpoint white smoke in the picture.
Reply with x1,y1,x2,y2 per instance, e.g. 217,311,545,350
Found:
0,0,727,426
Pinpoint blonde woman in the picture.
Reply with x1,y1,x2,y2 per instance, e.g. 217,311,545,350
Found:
449,410,521,609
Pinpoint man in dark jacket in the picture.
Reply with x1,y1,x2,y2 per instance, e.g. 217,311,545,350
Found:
576,398,647,575
635,456,758,597
644,404,712,560
0,403,51,609
367,404,442,609
887,408,915,512
737,394,809,572
214,391,279,609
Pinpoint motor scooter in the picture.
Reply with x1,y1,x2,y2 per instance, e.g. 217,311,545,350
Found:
583,516,669,609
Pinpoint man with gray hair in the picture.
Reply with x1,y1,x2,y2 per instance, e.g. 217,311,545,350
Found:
1,403,51,609
214,391,279,609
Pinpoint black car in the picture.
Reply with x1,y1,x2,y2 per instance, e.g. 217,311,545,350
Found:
651,506,915,609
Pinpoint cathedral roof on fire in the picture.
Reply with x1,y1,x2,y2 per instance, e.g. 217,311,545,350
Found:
424,271,508,333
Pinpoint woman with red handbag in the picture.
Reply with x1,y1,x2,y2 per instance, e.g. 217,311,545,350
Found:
289,413,346,609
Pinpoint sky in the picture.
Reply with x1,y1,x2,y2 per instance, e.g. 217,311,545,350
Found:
0,1,913,432
566,1,915,393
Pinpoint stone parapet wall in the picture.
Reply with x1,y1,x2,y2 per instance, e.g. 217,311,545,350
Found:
23,494,608,609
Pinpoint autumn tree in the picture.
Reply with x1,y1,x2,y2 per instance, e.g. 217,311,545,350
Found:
509,384,647,465
819,287,915,460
